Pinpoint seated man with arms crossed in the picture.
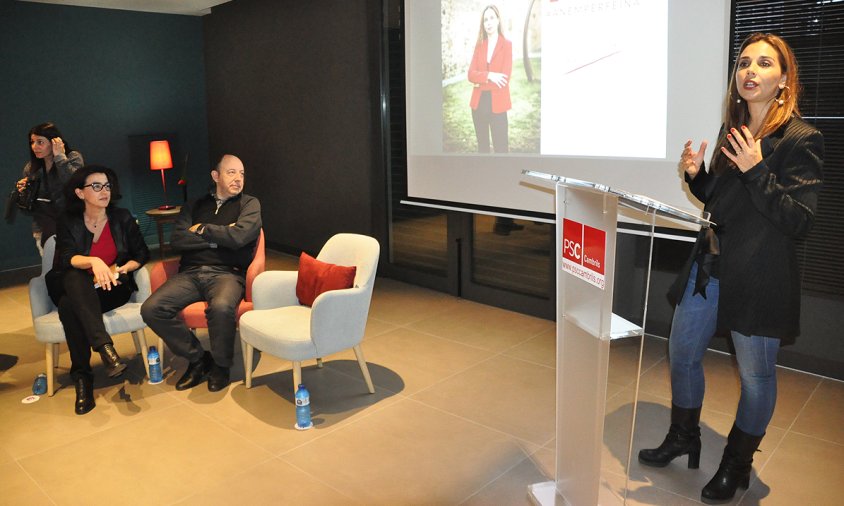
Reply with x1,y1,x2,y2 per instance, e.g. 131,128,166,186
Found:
142,154,261,391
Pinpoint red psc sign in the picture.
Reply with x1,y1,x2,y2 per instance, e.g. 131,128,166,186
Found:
562,218,606,276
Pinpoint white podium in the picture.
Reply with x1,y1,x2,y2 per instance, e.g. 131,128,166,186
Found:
523,171,712,505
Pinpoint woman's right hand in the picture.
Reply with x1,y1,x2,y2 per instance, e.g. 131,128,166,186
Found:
16,177,28,192
679,140,708,179
487,72,508,88
90,257,118,291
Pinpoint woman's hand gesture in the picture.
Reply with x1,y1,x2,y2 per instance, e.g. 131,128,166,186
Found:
679,139,708,179
721,126,763,173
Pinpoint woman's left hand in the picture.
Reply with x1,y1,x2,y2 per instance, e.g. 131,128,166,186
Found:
721,126,762,173
51,137,66,157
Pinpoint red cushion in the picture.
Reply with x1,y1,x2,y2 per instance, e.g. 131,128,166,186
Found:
296,252,357,306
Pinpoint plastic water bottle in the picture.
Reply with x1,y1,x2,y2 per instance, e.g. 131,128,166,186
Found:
32,373,47,395
148,346,163,385
295,384,313,430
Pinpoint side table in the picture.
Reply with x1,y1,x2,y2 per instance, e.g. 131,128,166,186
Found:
145,206,181,259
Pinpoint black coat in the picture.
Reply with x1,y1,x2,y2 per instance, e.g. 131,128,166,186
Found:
669,116,824,343
49,206,150,296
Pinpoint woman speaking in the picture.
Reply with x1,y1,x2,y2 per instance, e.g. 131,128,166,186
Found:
638,33,823,504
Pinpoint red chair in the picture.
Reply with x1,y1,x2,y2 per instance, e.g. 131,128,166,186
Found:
149,229,265,363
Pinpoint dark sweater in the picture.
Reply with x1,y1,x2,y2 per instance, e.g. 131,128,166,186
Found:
669,116,824,343
170,192,262,271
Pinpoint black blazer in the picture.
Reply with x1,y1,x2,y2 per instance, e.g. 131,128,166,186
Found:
51,206,150,293
669,116,823,343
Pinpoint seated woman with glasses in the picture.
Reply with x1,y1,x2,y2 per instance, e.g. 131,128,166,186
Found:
46,165,149,414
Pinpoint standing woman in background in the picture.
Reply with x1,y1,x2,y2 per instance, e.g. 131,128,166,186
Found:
638,33,823,504
468,4,512,154
16,122,84,254
47,165,149,415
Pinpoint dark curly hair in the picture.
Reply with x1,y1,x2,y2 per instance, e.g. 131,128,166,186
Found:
28,122,77,172
63,165,123,216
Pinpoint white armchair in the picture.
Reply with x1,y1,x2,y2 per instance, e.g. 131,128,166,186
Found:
29,236,153,396
239,233,380,393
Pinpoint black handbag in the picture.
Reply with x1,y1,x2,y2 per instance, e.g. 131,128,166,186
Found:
16,176,40,211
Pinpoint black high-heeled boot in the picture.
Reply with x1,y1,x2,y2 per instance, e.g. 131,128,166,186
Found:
638,404,701,469
98,343,127,377
74,374,95,415
701,424,764,504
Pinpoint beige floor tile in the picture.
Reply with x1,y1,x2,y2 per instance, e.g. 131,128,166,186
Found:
408,299,553,352
175,457,362,505
462,449,554,505
0,461,54,506
411,354,556,445
742,431,844,505
344,326,496,395
767,366,823,430
191,363,401,455
18,404,273,506
368,277,462,325
791,378,844,444
361,317,398,341
0,371,180,460
503,327,555,368
282,398,535,504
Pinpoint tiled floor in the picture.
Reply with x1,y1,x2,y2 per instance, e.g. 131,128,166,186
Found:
1,251,842,505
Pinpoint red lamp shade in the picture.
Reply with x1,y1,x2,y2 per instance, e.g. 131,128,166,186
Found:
150,140,173,171
150,140,175,209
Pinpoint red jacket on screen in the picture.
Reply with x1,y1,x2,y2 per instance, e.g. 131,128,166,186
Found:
468,36,513,114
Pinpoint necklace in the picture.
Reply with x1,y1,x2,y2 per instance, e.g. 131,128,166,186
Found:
84,214,106,229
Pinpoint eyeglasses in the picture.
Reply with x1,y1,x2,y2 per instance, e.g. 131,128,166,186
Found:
82,182,112,192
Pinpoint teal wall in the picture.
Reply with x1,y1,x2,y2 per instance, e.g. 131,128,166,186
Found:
0,0,209,271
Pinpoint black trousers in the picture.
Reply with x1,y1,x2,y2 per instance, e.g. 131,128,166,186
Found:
55,269,134,378
472,91,509,153
140,266,245,368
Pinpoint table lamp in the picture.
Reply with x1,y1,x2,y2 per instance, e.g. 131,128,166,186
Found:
150,140,175,210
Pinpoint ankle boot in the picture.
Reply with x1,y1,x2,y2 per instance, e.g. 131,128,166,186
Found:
638,404,701,469
74,374,95,415
98,343,127,377
701,424,764,504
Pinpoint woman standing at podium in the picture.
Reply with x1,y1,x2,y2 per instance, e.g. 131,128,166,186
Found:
638,33,823,504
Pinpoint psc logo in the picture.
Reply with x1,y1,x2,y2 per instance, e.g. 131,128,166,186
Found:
562,218,606,276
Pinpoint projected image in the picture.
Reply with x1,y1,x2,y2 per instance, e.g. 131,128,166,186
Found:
442,1,541,154
541,0,667,158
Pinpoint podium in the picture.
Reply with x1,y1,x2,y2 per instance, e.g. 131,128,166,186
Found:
523,171,712,505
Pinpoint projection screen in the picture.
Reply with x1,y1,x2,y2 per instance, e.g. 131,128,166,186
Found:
405,0,731,227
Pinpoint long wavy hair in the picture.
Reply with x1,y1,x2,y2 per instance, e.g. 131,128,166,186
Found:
27,122,76,174
476,5,505,43
711,33,801,174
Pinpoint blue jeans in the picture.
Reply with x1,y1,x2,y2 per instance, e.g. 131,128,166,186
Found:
669,264,780,436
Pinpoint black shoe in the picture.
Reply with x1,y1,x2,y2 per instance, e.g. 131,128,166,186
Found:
175,351,212,391
98,343,127,378
74,375,95,415
207,364,230,392
639,404,702,469
701,424,764,504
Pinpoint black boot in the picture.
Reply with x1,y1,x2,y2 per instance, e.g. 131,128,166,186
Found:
175,351,212,391
638,404,701,469
98,343,127,377
74,374,95,415
701,424,764,504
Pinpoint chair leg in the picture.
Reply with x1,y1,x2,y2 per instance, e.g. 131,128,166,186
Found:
45,343,56,397
316,358,323,368
52,342,59,369
158,338,165,367
293,361,302,392
133,329,150,379
243,341,254,389
353,345,375,394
